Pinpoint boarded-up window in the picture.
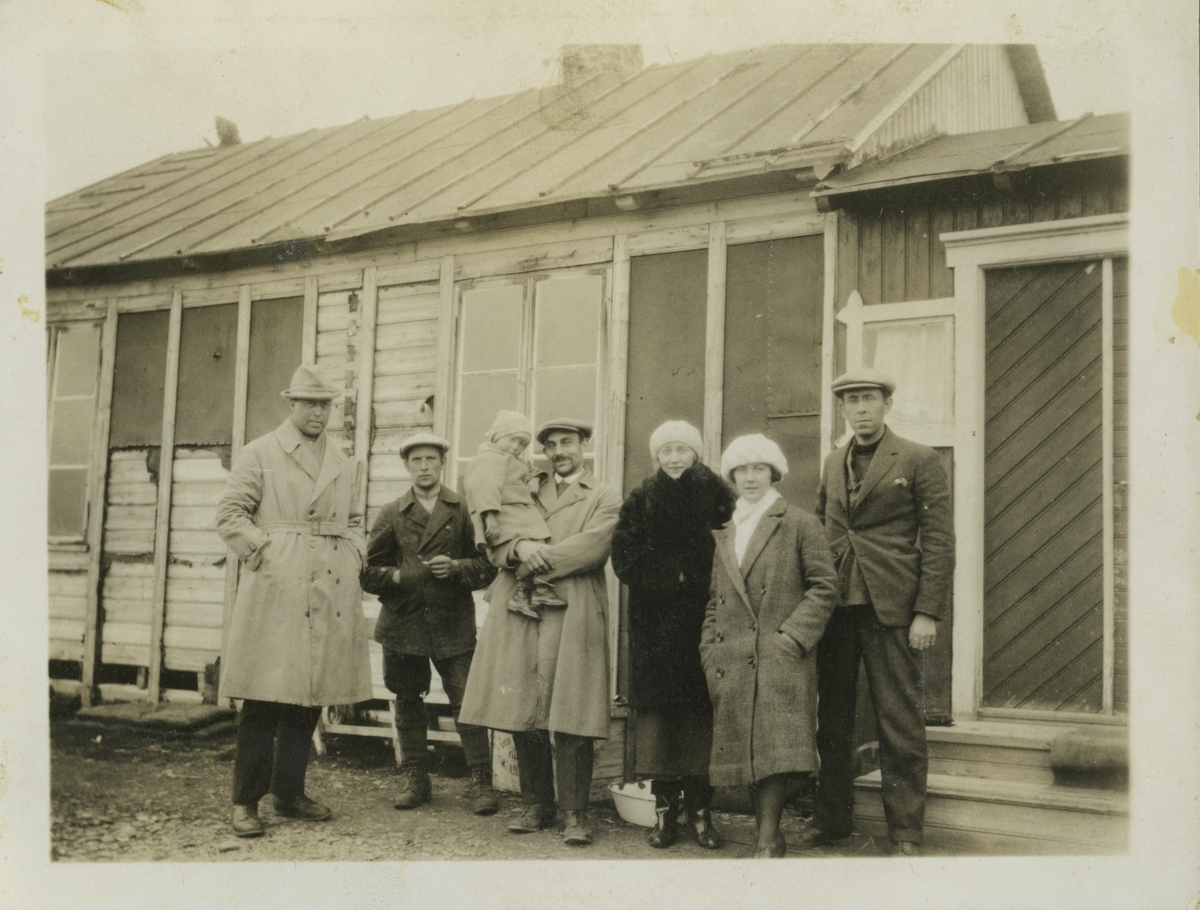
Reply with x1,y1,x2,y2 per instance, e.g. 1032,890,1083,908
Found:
624,250,707,493
109,309,169,448
454,273,603,479
176,304,236,446
48,322,102,539
246,297,304,442
723,236,824,506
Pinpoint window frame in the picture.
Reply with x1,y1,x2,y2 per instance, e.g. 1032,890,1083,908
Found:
46,320,104,546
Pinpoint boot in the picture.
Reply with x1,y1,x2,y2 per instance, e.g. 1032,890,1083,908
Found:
647,782,680,849
231,802,264,838
562,810,592,845
467,766,499,816
682,777,722,849
394,759,432,810
529,580,566,608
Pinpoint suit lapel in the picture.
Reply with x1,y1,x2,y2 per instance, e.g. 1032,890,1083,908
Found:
311,439,347,504
832,443,852,516
714,527,753,613
418,499,452,550
739,503,784,577
852,431,898,511
540,471,585,519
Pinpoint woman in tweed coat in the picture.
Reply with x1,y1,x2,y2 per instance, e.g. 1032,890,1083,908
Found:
700,434,840,857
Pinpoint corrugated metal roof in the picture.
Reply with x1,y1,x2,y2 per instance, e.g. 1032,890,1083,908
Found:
46,44,1052,271
813,111,1129,196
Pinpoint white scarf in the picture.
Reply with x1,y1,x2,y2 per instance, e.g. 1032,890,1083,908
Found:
732,487,781,566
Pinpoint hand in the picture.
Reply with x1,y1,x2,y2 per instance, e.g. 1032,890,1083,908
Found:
245,536,271,571
423,555,459,579
514,540,553,574
483,512,500,544
908,613,937,651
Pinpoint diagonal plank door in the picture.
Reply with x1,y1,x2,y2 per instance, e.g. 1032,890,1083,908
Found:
982,261,1104,712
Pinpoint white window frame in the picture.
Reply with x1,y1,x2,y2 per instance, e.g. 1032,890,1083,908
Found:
943,213,1129,720
46,320,104,546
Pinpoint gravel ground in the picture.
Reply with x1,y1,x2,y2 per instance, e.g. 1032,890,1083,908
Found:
50,717,887,863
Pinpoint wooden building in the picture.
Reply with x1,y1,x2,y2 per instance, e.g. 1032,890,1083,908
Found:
45,44,1129,843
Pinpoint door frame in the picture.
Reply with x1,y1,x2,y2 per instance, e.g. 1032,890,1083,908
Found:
943,213,1129,720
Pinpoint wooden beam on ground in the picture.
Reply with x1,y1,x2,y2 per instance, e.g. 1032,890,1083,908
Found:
80,300,119,707
146,291,183,704
432,256,456,441
702,221,727,467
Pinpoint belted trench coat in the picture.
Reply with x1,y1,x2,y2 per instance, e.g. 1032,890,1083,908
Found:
699,496,840,786
459,467,622,740
215,419,373,706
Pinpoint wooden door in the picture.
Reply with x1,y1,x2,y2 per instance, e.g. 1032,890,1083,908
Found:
983,261,1104,712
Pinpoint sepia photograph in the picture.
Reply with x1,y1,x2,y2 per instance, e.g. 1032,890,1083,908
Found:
1,1,1197,908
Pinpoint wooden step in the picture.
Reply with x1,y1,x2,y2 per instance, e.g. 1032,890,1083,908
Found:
926,720,1059,785
853,771,1128,855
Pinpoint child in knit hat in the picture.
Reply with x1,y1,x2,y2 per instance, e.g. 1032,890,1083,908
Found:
462,410,564,620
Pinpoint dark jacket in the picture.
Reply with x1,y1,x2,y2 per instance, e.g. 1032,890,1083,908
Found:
361,487,496,659
611,462,735,710
700,496,840,786
816,427,955,626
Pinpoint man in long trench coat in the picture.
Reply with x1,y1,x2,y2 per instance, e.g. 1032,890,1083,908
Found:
459,417,621,847
216,365,373,839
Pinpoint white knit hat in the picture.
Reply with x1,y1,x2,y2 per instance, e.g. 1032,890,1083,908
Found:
487,410,534,442
649,420,703,460
720,433,788,482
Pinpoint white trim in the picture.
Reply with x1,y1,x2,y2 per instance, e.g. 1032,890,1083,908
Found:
1101,257,1115,714
820,212,838,459
943,214,1129,268
725,210,826,246
943,217,1130,721
852,297,958,322
702,221,727,469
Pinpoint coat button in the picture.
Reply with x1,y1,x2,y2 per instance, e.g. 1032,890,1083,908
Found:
848,530,855,536
716,632,724,642
715,670,723,679
748,657,756,668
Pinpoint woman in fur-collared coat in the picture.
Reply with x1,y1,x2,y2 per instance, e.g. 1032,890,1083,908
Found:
700,434,840,858
611,421,735,851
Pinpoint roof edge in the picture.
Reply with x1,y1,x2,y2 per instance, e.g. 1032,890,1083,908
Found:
1005,45,1057,123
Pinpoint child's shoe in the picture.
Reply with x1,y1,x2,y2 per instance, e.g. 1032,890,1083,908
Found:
530,580,567,608
507,582,542,620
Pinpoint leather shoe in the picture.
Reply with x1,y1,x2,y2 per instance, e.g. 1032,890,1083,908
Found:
272,794,332,821
507,804,555,833
754,831,786,858
896,841,921,857
689,808,723,849
793,825,849,849
232,803,264,838
562,810,592,846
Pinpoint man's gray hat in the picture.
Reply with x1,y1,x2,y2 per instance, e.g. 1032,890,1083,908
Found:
399,432,451,459
281,364,340,400
831,367,897,398
535,418,593,445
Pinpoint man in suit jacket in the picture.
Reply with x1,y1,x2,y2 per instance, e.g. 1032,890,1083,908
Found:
360,433,497,815
798,368,955,856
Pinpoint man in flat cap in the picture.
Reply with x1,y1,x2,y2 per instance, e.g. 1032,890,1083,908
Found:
459,418,622,847
216,365,373,838
799,368,954,857
359,432,498,815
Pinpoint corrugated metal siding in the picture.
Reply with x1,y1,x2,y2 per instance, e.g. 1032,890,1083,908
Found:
163,448,229,673
47,44,1052,270
853,45,1029,165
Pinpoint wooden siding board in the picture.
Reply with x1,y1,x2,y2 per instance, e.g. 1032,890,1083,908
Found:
858,211,882,305
880,207,907,303
904,206,931,301
928,205,956,298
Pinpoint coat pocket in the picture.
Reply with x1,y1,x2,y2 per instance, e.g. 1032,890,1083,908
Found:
772,631,805,661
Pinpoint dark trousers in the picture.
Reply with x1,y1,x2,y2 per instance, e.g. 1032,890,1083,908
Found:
511,729,595,813
232,699,322,806
812,603,927,844
383,648,491,770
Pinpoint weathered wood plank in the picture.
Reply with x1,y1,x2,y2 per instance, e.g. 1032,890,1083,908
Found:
904,205,931,301
880,207,907,304
928,205,956,299
858,211,882,306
